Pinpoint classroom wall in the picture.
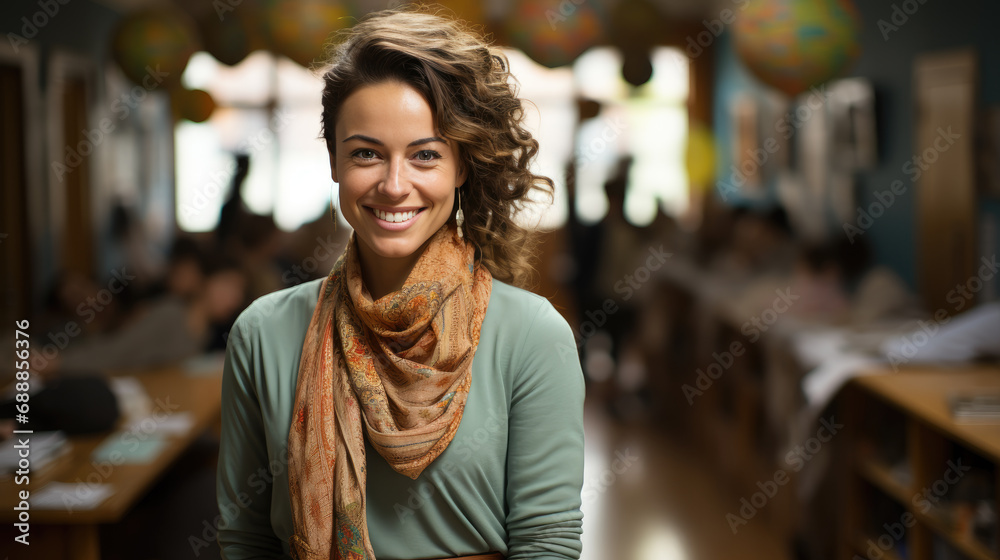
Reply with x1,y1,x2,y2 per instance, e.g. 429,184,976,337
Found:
1,0,180,312
712,0,1000,299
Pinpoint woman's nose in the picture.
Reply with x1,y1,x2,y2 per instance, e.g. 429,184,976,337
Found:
378,158,411,199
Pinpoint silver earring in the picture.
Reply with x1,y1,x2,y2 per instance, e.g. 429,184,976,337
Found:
455,189,465,239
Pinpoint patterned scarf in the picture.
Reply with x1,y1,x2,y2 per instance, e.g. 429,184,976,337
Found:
287,223,493,560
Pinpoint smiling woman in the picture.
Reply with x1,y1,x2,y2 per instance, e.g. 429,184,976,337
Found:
215,6,586,560
331,81,468,298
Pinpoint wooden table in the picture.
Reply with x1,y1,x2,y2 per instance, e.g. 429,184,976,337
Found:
839,365,1000,560
0,365,223,560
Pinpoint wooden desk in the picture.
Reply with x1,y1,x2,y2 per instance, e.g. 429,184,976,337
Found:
841,365,1000,560
0,366,223,560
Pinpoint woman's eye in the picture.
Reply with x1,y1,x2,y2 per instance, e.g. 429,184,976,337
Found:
414,150,440,162
353,149,377,160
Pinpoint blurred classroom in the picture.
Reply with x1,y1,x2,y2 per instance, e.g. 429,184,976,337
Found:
1,0,1000,559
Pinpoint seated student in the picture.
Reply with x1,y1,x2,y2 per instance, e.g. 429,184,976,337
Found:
42,256,248,376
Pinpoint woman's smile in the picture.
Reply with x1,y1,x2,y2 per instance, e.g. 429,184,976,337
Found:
365,205,427,230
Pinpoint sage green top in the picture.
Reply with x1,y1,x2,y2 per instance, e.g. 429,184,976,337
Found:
216,277,585,560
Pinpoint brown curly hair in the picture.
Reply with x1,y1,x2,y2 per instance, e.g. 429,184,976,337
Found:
316,5,553,289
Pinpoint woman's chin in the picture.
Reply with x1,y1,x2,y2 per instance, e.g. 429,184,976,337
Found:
359,235,427,262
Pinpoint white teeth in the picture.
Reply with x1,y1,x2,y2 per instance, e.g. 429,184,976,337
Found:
374,209,417,223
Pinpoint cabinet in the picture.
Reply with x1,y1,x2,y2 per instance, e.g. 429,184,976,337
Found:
842,367,1000,560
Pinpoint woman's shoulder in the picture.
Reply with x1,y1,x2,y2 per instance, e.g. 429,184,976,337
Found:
488,278,554,319
230,278,324,344
486,279,583,390
486,278,575,343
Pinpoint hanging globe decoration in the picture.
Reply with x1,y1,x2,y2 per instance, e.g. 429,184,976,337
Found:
436,0,486,25
257,0,355,67
732,0,861,97
172,88,216,123
504,0,604,68
112,8,201,90
621,49,653,87
197,9,255,66
609,0,665,53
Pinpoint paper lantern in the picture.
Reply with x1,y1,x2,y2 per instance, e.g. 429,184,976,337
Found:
621,49,653,87
257,0,354,67
609,0,665,53
437,0,486,25
172,88,216,123
504,0,604,68
198,9,254,66
733,0,861,97
112,9,200,90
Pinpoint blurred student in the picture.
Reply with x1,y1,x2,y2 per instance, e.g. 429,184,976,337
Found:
45,255,247,375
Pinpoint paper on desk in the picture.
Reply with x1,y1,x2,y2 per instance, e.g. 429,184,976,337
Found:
183,351,226,377
31,482,114,510
124,411,194,436
91,432,168,464
108,376,153,422
0,431,70,474
802,353,886,410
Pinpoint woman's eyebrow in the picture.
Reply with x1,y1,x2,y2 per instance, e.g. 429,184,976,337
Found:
342,134,448,147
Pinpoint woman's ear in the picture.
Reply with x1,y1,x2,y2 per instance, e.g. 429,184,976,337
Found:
456,161,468,188
328,147,338,183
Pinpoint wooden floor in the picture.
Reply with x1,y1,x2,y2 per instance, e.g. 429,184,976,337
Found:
580,391,793,560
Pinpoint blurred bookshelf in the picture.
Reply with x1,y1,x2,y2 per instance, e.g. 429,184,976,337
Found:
842,367,1000,560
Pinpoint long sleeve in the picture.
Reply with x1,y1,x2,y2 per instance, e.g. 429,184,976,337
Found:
504,301,586,559
216,310,286,559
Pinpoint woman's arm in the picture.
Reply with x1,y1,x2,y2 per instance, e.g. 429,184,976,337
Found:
505,300,586,559
216,312,285,559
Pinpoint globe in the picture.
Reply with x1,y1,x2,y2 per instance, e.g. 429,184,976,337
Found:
733,0,861,97
505,0,604,69
112,9,201,89
257,0,354,67
172,88,216,123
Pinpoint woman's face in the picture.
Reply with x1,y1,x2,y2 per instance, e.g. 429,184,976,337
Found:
330,80,466,266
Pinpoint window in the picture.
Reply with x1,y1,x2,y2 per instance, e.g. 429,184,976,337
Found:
175,46,689,232
176,51,333,232
573,47,690,226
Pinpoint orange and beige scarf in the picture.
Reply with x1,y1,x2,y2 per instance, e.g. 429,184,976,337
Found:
287,223,492,560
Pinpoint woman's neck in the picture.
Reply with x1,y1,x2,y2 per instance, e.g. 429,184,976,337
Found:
356,241,426,301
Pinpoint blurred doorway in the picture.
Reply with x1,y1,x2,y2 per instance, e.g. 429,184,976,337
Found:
0,62,32,328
